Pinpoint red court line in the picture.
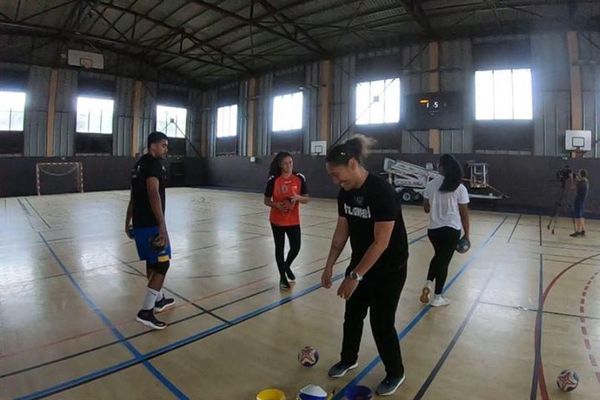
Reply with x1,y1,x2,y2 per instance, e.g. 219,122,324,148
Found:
579,271,600,384
535,253,600,399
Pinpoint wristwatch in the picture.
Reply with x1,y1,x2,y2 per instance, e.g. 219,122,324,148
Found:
349,270,363,281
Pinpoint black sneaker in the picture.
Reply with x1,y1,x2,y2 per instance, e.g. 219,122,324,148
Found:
328,361,358,378
154,296,175,313
279,278,291,290
581,230,586,237
136,309,167,330
376,375,406,396
570,232,581,237
285,269,296,282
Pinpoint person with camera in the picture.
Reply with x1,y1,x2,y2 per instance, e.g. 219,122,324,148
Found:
570,169,589,237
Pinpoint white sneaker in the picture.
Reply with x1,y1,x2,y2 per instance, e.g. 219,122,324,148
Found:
430,295,450,307
420,280,434,304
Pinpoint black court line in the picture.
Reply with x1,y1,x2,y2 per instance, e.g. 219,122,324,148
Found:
17,230,429,399
17,198,36,229
118,259,232,325
24,198,51,229
478,300,600,321
412,250,500,399
0,261,335,379
172,263,270,279
507,214,522,243
538,215,543,246
3,228,429,382
509,236,600,252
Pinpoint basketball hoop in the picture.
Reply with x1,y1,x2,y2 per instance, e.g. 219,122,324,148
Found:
571,146,584,158
80,58,93,69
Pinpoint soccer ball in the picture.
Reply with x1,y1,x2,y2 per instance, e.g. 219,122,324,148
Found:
298,346,319,368
557,369,579,392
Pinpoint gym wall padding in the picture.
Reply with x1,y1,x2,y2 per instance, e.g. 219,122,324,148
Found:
0,156,207,197
202,154,600,218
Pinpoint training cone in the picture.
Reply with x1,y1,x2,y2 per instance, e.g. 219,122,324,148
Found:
257,388,286,400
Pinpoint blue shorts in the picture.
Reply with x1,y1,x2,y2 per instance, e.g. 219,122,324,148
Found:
133,226,172,264
573,200,585,219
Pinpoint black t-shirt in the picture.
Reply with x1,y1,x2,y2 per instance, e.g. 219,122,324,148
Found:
131,154,167,228
338,174,408,276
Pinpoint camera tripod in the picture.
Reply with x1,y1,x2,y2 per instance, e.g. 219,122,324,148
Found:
547,184,576,235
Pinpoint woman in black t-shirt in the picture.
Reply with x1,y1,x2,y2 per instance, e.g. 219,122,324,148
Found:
321,135,409,397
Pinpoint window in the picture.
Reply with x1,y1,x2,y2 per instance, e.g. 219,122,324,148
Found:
355,78,400,125
76,96,114,134
0,91,26,131
475,69,532,120
156,105,187,138
216,104,238,138
272,91,303,132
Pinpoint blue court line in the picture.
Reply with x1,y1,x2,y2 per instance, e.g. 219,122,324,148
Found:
332,216,508,399
18,233,428,400
412,234,507,398
530,254,544,400
23,233,189,400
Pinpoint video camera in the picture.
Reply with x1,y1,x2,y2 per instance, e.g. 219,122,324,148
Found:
556,165,573,185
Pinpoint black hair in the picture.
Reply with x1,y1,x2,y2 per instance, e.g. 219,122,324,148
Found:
269,152,293,177
325,135,375,166
147,131,168,149
438,154,463,192
579,169,588,179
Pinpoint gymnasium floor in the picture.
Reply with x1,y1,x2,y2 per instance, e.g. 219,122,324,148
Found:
1,188,599,399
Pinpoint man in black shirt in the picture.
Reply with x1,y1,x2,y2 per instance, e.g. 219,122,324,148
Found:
321,135,408,397
125,131,174,330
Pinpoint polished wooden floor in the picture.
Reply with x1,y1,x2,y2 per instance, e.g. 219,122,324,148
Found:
0,188,599,399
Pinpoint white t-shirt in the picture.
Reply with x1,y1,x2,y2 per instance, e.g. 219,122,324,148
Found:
423,175,470,230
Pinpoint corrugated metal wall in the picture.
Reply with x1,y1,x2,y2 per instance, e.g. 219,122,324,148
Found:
24,65,50,156
532,33,571,157
52,69,77,156
237,81,249,156
256,73,273,156
331,55,356,145
4,31,600,159
114,77,134,156
579,32,600,158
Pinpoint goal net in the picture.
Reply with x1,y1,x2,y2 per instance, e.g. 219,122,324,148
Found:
36,162,84,196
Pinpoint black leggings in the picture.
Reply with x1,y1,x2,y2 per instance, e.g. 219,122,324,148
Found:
271,224,301,280
427,227,461,295
341,266,407,379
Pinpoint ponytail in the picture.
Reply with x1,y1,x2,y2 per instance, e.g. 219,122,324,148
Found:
438,154,463,192
325,135,375,166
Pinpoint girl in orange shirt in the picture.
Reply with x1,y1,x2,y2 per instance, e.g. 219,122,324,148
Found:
264,152,309,289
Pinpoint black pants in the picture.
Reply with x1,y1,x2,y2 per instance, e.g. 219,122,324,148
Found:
270,224,301,280
427,227,461,295
341,265,407,379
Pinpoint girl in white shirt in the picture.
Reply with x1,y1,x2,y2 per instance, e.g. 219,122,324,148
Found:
421,154,470,307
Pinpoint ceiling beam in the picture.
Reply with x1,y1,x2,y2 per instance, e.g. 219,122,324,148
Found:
0,20,247,76
188,0,325,55
255,0,330,55
93,1,254,73
400,0,435,38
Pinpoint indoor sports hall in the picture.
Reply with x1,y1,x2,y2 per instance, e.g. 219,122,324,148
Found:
1,1,599,399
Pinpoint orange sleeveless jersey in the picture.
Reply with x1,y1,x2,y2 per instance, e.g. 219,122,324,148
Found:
264,172,308,226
